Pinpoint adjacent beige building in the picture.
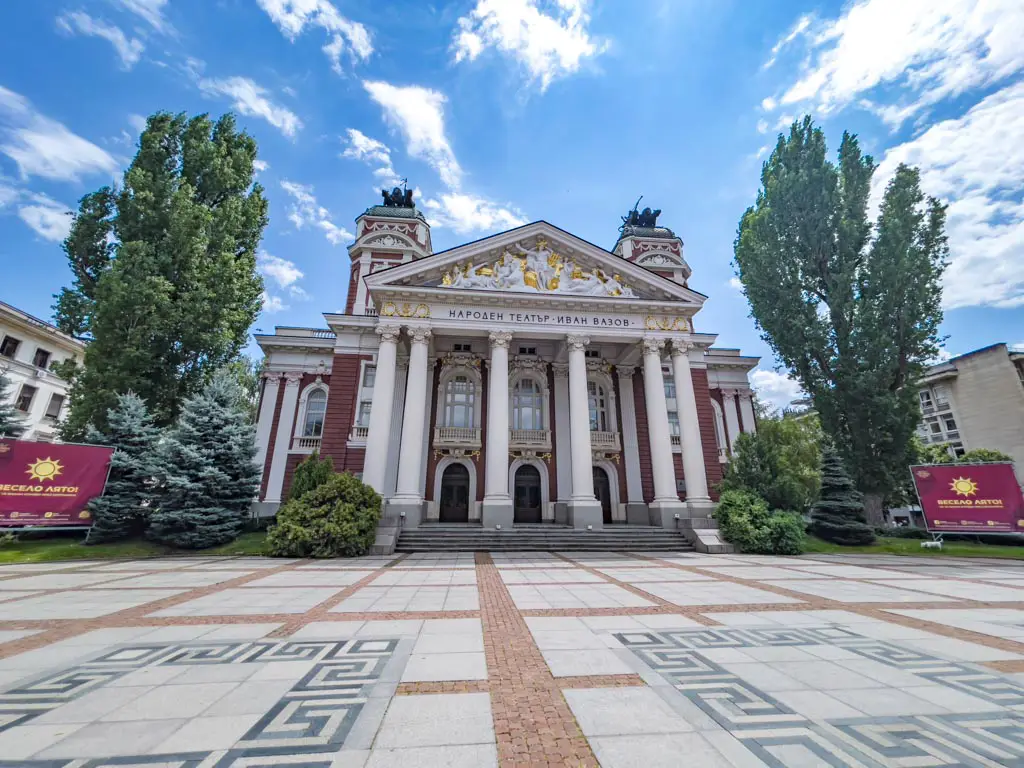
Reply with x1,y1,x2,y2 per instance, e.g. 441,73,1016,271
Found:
0,300,84,442
917,343,1024,481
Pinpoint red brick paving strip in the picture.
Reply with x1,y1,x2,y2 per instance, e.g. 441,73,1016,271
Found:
556,674,645,689
476,552,600,767
396,680,491,695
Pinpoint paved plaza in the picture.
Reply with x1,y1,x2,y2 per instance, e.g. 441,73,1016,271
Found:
1,552,1023,766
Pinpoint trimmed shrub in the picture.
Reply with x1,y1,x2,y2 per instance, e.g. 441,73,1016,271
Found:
808,447,876,546
266,473,381,558
874,526,929,540
289,452,334,501
714,489,805,555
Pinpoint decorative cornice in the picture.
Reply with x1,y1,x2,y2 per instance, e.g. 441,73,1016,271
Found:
407,327,432,345
566,334,590,351
284,371,303,385
489,330,513,349
512,355,547,372
376,324,402,343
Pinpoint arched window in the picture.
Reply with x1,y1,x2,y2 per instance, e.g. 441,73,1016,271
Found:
512,378,544,430
710,399,727,452
588,381,609,432
303,389,327,437
444,374,476,428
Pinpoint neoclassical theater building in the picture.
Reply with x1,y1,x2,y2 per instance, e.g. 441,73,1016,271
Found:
253,194,759,546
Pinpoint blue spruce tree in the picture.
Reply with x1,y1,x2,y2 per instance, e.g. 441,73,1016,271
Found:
149,373,259,549
0,372,26,438
85,393,161,542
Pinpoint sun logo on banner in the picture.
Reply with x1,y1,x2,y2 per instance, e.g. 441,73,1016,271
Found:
949,476,979,497
26,457,64,482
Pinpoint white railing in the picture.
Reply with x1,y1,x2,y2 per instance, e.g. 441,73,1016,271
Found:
718,447,729,462
434,426,482,447
670,434,681,448
292,436,321,451
349,425,369,442
590,431,621,451
510,429,551,449
945,430,960,440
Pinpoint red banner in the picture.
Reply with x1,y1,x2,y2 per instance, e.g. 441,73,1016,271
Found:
911,463,1024,534
0,440,114,527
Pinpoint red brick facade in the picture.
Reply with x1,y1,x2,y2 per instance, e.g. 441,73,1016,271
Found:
319,353,371,473
692,368,724,498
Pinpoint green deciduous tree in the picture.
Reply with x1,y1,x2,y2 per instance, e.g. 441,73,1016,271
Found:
720,413,822,512
734,117,948,524
225,356,264,424
808,446,876,545
148,374,259,549
289,452,335,501
55,112,268,440
85,393,161,542
0,371,27,438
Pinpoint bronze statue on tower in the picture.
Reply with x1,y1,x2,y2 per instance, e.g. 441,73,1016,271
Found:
381,183,414,208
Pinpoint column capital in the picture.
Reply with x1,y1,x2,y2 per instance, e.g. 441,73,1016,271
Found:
670,338,696,358
641,337,665,356
261,371,283,382
615,364,636,378
720,387,740,398
552,362,570,379
406,326,432,345
566,334,591,351
283,371,303,386
376,324,402,343
489,330,513,349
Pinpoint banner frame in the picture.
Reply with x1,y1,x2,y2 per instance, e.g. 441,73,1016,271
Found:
908,461,1023,539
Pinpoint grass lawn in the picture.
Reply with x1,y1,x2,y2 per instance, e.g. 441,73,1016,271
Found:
804,535,1024,559
0,531,268,564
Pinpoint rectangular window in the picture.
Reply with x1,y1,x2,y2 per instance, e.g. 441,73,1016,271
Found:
585,349,600,359
357,401,372,427
0,336,20,359
919,390,933,408
929,420,942,434
943,416,957,431
45,393,64,420
32,348,51,369
362,365,376,388
664,379,676,399
15,385,37,413
518,346,537,355
668,411,680,436
454,343,473,353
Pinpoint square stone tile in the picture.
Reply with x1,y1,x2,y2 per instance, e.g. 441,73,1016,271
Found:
762,579,950,603
0,722,88,759
412,633,484,654
0,589,186,619
640,581,801,606
541,648,634,677
565,687,693,736
101,681,239,720
0,572,127,590
363,745,496,767
837,686,952,716
244,569,375,587
153,712,263,752
597,567,715,583
38,719,188,758
400,652,488,682
421,618,483,634
374,693,494,748
875,578,1024,602
332,585,480,612
590,733,736,768
152,586,338,616
99,570,250,588
203,678,296,717
530,629,608,651
506,583,654,609
767,688,865,719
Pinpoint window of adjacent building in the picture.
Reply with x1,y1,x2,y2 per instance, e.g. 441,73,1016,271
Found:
357,400,372,427
953,445,966,458
668,411,680,436
943,416,957,432
443,375,476,428
32,348,51,369
512,378,544,430
929,420,942,434
919,390,933,408
0,336,20,359
15,384,36,412
664,378,676,399
362,365,376,389
302,389,327,437
587,380,609,432
44,393,64,420
454,343,473,353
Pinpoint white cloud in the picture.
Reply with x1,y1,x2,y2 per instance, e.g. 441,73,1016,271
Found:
1010,341,1024,351
422,193,527,235
17,193,72,242
342,128,400,186
253,159,269,172
763,14,812,69
762,0,1024,126
198,76,302,138
257,252,303,288
280,180,353,245
452,0,606,90
0,86,119,182
728,276,743,291
756,119,769,134
750,369,805,411
115,0,172,33
871,81,1024,309
127,113,147,133
57,12,144,70
363,81,462,189
256,0,372,74
261,291,287,313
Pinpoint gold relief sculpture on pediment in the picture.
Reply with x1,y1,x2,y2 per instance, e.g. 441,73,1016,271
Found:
439,241,636,298
644,316,690,332
380,301,431,318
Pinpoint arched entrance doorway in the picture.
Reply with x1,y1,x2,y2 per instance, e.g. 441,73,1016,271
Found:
438,464,470,523
593,466,613,524
513,465,542,524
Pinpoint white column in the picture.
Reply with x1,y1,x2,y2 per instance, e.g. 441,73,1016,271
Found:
383,361,407,498
393,327,432,500
362,324,401,493
484,331,512,501
739,391,757,435
616,365,643,505
567,334,596,502
266,372,302,502
642,338,679,503
552,363,571,502
254,373,281,482
722,388,741,454
671,341,711,504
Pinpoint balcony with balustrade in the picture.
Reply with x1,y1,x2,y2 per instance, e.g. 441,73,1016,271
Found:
590,430,621,452
509,428,551,451
433,426,482,449
348,425,369,443
291,436,321,453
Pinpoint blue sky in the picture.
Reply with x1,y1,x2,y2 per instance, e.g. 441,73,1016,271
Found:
1,0,1022,409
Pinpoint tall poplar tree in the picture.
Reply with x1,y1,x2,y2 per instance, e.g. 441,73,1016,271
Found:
734,117,948,524
54,112,268,439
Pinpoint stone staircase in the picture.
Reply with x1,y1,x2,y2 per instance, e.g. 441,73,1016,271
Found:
395,524,695,552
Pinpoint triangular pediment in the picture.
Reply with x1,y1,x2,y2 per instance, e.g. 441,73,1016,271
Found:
363,221,706,307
